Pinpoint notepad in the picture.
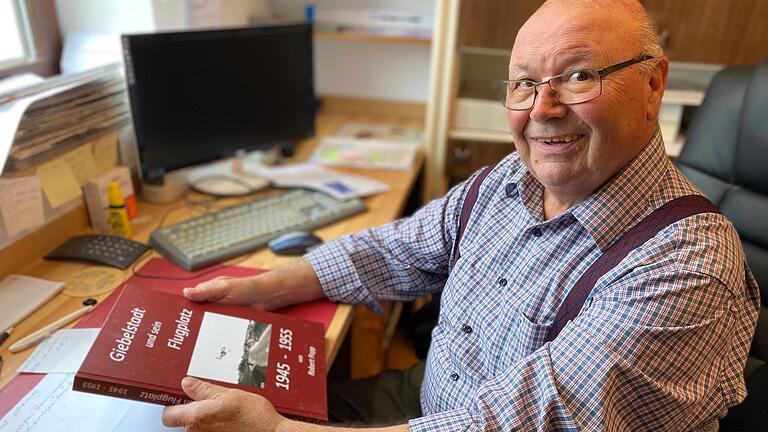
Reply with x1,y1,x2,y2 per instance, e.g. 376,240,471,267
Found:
0,275,64,332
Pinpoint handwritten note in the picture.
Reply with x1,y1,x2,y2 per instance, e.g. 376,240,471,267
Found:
0,176,44,237
62,143,96,186
35,158,82,209
0,374,180,431
18,329,99,374
92,131,118,175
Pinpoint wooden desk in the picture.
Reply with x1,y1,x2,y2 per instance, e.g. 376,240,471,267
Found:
0,107,424,390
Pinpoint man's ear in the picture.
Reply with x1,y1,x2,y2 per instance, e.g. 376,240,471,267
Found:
646,55,669,121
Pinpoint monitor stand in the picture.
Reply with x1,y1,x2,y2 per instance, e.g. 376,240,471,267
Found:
139,151,273,203
187,157,269,197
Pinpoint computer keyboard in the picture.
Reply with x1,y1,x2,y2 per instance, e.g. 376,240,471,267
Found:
149,189,366,270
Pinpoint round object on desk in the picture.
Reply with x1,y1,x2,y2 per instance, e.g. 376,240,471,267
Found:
63,267,124,297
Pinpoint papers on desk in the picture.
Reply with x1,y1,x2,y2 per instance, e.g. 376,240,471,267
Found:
18,329,99,374
0,373,181,431
0,275,64,334
246,162,390,200
0,63,129,174
310,122,423,171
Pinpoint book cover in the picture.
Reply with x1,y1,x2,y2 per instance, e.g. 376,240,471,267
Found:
74,284,327,421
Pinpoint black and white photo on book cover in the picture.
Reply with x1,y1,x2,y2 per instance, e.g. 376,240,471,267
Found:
187,312,272,389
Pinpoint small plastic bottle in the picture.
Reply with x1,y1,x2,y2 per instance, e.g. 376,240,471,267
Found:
107,181,132,238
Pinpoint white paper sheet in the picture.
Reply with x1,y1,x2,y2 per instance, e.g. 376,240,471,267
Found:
0,373,182,432
17,328,100,374
245,162,390,200
0,74,43,94
0,176,44,237
112,402,182,432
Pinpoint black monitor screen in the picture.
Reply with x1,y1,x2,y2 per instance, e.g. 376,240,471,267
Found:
122,23,315,182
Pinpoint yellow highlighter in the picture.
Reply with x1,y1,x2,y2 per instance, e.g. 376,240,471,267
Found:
107,181,132,238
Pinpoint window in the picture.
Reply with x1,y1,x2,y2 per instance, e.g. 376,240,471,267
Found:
0,0,34,67
0,0,60,79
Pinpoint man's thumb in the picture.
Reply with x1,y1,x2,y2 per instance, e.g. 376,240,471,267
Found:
181,376,219,401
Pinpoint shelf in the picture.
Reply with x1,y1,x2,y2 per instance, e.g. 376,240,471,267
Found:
449,128,514,143
314,31,431,46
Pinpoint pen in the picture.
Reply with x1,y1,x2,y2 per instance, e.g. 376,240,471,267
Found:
0,327,13,347
9,305,94,353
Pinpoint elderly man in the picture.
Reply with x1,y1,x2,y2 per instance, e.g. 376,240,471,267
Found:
162,0,759,430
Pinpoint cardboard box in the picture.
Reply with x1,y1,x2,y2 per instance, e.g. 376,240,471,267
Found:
83,166,137,232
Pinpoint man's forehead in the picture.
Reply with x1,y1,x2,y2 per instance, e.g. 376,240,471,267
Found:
508,48,603,76
509,8,634,74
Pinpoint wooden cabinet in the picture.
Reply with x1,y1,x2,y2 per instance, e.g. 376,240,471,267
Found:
457,0,768,64
458,0,545,49
447,139,515,186
642,0,768,65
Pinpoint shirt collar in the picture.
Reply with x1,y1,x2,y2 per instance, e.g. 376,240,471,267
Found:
505,129,669,250
570,129,669,251
506,158,546,221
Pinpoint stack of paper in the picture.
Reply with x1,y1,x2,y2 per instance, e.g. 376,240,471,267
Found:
245,162,390,200
0,63,129,173
310,122,422,171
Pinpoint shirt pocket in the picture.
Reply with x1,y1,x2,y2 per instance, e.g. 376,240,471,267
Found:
495,311,551,373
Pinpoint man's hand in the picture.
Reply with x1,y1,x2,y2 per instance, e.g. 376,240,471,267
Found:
184,275,270,310
161,377,291,432
183,259,326,311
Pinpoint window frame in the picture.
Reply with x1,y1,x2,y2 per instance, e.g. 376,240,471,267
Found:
0,0,61,79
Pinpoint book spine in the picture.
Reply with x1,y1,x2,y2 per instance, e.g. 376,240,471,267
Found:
74,375,192,405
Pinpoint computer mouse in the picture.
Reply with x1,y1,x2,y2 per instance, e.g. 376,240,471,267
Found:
268,231,323,256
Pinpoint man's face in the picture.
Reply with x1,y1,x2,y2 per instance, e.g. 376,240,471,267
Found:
507,4,662,199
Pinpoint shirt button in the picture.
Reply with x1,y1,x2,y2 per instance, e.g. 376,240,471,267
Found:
462,325,473,334
450,373,459,381
497,277,507,286
532,228,543,237
505,183,518,197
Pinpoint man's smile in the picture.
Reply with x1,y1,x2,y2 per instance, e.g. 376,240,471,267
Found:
527,133,587,154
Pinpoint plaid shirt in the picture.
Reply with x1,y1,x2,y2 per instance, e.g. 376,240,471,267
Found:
306,131,760,431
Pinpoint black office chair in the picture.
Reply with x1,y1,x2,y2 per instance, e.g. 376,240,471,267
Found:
674,60,768,430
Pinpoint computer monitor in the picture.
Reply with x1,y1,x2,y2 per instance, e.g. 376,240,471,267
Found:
122,22,315,200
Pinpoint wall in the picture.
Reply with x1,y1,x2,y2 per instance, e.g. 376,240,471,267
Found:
54,0,434,103
55,0,157,36
271,0,434,103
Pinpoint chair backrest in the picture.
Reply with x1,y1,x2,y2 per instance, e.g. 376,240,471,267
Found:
676,60,768,378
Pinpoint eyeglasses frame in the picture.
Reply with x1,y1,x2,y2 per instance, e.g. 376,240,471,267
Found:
500,54,656,111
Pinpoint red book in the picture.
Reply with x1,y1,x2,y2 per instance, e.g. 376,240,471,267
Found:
74,284,327,421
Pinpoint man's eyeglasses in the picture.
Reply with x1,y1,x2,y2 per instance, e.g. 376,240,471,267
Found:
499,54,655,110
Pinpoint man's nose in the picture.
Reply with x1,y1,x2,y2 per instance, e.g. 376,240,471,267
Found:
529,84,568,122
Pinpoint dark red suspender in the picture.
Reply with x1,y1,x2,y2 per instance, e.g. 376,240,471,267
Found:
450,164,496,268
450,166,719,342
545,194,719,342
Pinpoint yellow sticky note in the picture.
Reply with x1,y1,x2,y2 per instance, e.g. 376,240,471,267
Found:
92,131,119,175
63,143,96,186
36,158,82,209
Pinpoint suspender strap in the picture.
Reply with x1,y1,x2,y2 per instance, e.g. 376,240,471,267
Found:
545,194,720,342
450,164,497,268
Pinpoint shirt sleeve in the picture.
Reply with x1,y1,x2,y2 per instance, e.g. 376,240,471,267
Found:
304,174,477,311
410,221,759,431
